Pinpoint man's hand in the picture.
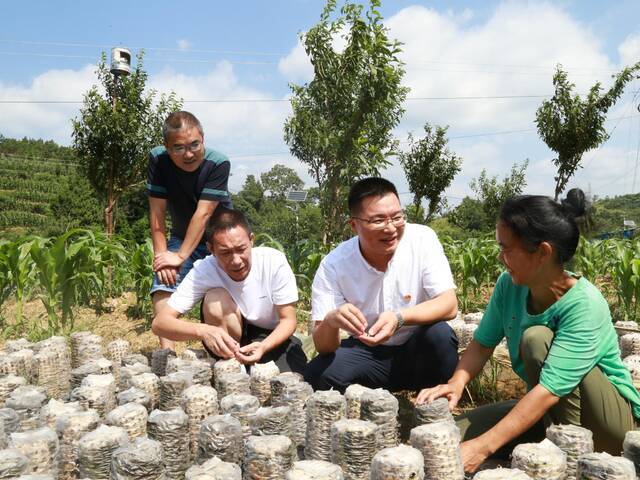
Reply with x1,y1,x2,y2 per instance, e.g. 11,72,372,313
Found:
197,324,239,359
460,437,492,473
156,267,179,287
414,378,465,410
358,311,397,346
154,251,186,271
325,304,368,336
235,342,265,365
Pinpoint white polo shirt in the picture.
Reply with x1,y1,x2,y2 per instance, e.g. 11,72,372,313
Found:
168,246,298,330
311,223,455,346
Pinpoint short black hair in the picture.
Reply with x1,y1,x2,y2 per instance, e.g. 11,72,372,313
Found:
163,111,204,143
348,177,399,215
205,206,252,243
499,188,586,265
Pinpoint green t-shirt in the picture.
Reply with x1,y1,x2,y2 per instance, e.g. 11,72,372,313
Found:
474,272,640,418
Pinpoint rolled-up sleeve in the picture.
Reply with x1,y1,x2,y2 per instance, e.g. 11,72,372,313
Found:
311,260,346,322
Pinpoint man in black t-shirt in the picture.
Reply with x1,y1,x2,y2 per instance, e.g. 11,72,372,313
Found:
147,111,231,349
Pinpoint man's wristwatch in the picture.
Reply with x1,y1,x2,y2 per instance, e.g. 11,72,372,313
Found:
394,311,405,333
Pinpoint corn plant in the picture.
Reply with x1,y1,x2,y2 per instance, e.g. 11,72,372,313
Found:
0,242,14,328
447,237,502,312
254,233,285,252
84,231,129,309
129,238,154,320
29,229,108,333
572,237,608,283
2,237,43,329
607,239,640,321
286,240,327,311
254,234,326,314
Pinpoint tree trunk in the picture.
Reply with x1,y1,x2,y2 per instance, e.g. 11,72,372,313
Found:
105,170,114,236
326,176,344,245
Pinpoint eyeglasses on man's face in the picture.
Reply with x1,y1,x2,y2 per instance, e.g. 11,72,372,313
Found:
351,212,406,230
171,140,202,155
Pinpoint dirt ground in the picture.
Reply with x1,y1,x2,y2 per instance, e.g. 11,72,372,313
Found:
1,293,166,354
1,293,313,354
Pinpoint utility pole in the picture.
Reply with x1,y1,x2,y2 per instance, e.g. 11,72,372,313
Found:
104,47,131,236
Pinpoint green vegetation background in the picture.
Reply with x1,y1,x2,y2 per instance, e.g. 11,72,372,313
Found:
2,136,638,246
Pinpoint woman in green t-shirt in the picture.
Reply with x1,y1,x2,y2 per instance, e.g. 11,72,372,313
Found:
416,189,640,473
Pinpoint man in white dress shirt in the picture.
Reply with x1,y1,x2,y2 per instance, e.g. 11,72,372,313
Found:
304,177,459,391
152,207,307,373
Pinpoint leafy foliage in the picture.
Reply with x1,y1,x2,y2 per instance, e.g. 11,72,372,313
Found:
448,197,489,233
260,164,304,200
284,0,409,242
536,62,640,200
468,161,529,229
445,236,503,312
72,51,182,234
29,229,128,334
400,124,462,222
128,238,154,319
606,240,640,321
233,166,324,250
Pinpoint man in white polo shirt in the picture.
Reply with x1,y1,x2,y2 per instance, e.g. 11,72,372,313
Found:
152,207,307,373
304,177,459,392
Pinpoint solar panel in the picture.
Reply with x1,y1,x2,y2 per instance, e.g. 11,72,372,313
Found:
286,190,308,202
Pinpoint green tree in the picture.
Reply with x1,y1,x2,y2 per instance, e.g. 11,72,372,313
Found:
283,0,409,243
48,175,103,236
449,197,489,232
536,62,640,200
233,174,265,228
72,51,182,235
260,164,304,200
400,124,462,223
469,160,529,229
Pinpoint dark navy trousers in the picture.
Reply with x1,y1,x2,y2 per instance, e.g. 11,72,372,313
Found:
304,321,459,393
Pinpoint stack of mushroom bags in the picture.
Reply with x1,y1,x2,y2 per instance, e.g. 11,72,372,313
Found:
0,332,636,479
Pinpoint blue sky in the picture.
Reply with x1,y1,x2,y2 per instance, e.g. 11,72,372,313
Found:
1,1,639,205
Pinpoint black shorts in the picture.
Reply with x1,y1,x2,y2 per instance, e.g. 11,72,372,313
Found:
200,305,307,374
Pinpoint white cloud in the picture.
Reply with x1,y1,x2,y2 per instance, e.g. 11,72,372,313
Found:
0,65,97,144
1,2,637,200
177,39,191,51
387,3,614,134
618,33,640,67
278,26,349,84
278,40,313,83
151,61,290,147
0,61,299,192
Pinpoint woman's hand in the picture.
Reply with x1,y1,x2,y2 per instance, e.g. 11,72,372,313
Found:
415,378,465,410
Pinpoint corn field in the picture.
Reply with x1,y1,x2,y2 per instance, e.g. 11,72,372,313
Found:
0,230,639,338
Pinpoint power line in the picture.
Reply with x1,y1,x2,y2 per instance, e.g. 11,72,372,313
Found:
0,39,288,57
449,128,534,139
1,115,637,165
2,92,637,105
581,92,640,171
0,51,623,78
0,51,279,66
0,39,625,74
632,117,640,193
0,94,595,105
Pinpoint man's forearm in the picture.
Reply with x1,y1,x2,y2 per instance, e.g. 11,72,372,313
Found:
151,227,168,254
261,317,297,354
152,311,202,342
149,209,168,254
400,289,458,326
176,208,214,260
312,319,340,354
